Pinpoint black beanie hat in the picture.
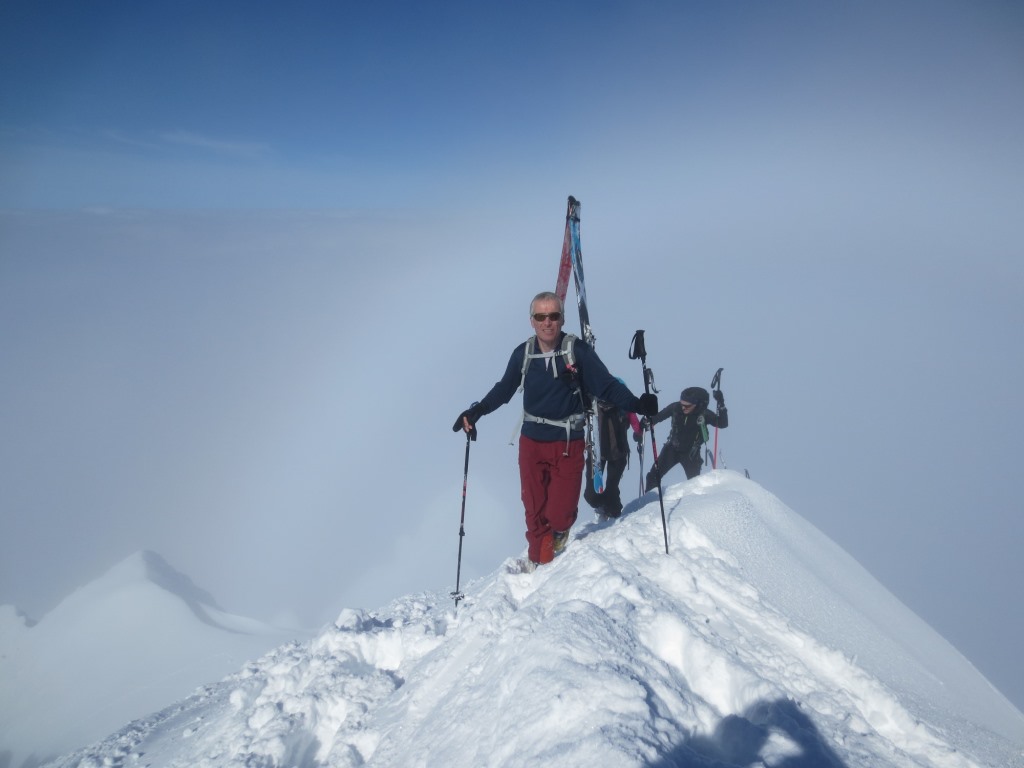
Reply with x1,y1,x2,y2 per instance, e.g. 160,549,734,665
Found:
680,387,709,407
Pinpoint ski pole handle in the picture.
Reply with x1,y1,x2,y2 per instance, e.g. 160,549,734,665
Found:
644,366,659,395
629,330,647,362
710,367,723,391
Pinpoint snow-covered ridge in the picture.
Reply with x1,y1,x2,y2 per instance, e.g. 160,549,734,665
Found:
44,472,1024,768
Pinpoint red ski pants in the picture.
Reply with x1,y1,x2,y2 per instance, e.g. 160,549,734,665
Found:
518,436,584,564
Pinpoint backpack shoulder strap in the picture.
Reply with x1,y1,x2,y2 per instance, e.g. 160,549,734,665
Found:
517,336,536,393
518,334,578,392
561,333,578,368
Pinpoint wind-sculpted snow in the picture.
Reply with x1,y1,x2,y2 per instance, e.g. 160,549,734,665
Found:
44,472,1024,768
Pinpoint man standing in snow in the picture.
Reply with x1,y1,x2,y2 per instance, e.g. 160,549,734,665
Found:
642,385,728,490
454,291,657,569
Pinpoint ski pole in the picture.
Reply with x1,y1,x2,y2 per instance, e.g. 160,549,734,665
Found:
710,367,723,469
629,330,669,555
636,429,645,496
636,431,662,495
451,427,475,608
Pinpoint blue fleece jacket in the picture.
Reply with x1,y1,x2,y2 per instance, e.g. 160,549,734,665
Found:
476,333,643,443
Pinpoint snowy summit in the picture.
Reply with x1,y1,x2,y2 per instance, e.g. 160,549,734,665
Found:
28,473,1024,767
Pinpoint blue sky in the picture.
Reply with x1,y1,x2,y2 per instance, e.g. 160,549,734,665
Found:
2,0,1023,716
7,1,1019,211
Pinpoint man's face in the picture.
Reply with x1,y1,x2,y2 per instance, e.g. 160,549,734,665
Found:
530,299,564,346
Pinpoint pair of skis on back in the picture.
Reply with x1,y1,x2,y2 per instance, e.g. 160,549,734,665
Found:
553,196,604,493
557,196,668,553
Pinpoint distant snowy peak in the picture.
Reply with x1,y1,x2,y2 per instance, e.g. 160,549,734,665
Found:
0,550,308,768
106,549,233,629
126,549,223,610
40,549,285,635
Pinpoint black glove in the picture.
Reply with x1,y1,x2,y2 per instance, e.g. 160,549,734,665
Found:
632,430,642,443
637,393,658,416
452,402,483,436
714,389,725,408
559,366,581,389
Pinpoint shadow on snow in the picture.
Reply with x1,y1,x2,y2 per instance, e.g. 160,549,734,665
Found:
647,698,848,768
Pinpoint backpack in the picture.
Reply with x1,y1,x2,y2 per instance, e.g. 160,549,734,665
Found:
508,334,588,447
516,333,579,390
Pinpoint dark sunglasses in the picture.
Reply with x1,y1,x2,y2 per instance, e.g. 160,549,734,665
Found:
532,312,563,322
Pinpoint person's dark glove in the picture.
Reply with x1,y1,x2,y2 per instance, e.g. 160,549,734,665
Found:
637,393,658,416
632,430,642,444
713,389,725,408
452,402,483,438
559,366,581,389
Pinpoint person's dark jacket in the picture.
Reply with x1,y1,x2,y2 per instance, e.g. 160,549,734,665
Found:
651,401,728,457
476,332,643,443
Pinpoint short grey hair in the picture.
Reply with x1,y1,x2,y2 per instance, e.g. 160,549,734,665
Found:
529,291,564,316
